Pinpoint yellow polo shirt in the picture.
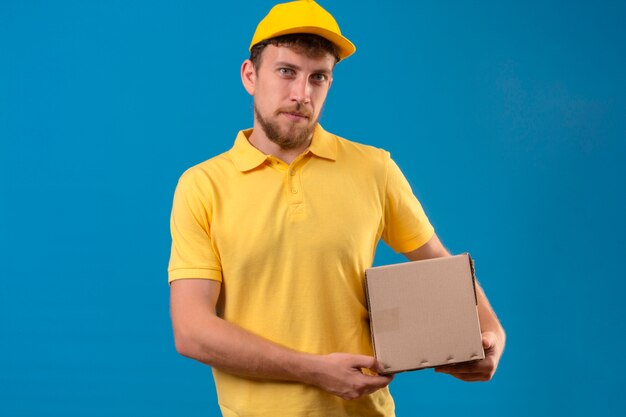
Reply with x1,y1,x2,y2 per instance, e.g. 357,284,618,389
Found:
168,124,434,417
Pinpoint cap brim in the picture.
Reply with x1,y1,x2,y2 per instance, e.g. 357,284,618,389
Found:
251,26,356,60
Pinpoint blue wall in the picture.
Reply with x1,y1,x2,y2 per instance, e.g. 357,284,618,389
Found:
1,1,625,416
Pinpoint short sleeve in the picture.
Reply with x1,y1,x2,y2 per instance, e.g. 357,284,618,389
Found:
168,170,223,284
381,156,435,253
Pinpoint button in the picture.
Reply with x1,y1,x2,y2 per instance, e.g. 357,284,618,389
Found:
290,169,296,176
291,188,298,194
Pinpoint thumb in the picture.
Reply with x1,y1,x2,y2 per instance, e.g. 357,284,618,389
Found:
482,331,497,350
350,354,383,372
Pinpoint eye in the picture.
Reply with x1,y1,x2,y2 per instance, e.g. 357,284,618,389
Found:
278,67,295,77
311,73,329,83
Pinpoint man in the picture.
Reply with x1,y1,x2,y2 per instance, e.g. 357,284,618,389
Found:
168,1,505,416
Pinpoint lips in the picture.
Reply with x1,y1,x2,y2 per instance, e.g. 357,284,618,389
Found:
281,111,309,121
277,104,311,118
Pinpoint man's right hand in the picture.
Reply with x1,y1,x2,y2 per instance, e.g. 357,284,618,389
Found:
305,353,394,400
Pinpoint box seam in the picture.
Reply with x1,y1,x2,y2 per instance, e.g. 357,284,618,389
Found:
364,271,379,367
467,253,478,305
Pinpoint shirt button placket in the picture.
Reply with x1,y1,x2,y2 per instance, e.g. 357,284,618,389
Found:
286,157,307,221
288,165,302,202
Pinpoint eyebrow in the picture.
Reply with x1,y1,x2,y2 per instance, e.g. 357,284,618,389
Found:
274,61,332,74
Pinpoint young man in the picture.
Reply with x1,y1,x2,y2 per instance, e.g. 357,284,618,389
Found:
168,1,505,416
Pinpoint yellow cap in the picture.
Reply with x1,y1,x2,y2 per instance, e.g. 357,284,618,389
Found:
249,0,356,60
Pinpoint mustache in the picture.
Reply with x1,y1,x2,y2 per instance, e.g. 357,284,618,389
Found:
276,105,312,119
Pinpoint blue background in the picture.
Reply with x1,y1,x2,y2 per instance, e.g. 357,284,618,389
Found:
1,0,625,416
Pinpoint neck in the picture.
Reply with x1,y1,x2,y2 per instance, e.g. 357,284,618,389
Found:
248,128,312,165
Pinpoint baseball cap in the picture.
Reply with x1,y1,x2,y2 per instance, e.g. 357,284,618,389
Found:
249,0,356,60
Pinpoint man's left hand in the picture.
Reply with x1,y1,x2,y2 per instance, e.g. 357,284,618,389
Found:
433,331,503,382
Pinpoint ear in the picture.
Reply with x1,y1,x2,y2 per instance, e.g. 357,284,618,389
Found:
241,59,257,96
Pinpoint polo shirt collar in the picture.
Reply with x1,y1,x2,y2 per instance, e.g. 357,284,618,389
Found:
229,128,267,172
229,124,337,172
308,124,338,161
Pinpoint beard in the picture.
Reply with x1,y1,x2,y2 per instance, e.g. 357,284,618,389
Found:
254,104,318,150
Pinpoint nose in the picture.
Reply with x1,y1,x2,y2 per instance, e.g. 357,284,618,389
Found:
291,76,311,105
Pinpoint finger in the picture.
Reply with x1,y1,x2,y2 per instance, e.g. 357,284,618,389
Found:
451,374,490,382
353,355,389,374
365,371,394,382
356,380,392,399
371,358,389,374
434,368,490,380
436,361,485,374
435,363,477,373
435,365,474,374
437,367,480,375
482,331,497,350
348,354,380,371
362,374,394,389
436,357,495,375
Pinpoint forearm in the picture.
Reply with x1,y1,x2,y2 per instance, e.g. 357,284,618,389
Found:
174,309,393,399
475,283,506,345
170,279,392,399
174,310,318,383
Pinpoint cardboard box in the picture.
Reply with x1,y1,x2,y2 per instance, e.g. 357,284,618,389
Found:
365,253,484,374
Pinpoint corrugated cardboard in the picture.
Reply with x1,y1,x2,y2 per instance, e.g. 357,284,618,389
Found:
365,253,484,374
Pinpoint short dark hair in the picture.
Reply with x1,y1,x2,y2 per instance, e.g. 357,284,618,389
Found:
249,33,340,70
